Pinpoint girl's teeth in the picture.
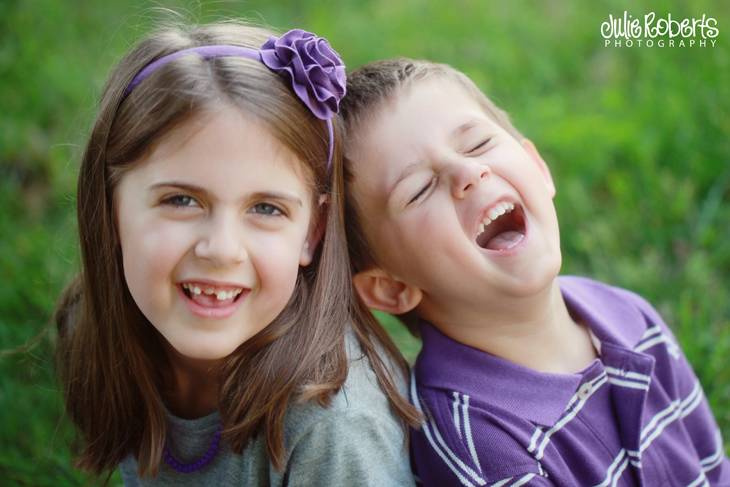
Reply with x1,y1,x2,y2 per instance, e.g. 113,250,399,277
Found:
182,283,242,300
217,290,241,301
478,223,485,234
213,289,239,300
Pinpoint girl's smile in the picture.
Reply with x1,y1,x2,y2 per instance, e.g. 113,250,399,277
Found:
177,279,250,319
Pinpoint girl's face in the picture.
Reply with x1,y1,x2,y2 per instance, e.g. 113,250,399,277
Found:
115,106,319,360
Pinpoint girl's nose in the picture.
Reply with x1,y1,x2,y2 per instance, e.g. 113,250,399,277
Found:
194,213,247,266
450,160,491,199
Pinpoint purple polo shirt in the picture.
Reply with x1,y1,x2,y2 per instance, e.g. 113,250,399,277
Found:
411,276,730,486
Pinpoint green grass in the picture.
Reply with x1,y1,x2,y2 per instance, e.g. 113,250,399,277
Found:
1,0,728,484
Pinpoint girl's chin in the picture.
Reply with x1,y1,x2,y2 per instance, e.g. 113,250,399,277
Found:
164,337,240,363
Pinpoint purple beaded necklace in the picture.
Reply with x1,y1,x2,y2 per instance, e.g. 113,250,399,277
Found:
163,425,222,474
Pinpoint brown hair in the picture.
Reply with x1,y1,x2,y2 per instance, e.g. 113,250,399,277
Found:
55,23,418,478
339,58,524,333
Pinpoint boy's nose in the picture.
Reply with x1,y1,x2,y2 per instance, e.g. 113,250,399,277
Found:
450,160,491,199
194,214,248,266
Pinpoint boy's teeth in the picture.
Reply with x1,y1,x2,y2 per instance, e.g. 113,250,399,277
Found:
193,286,201,295
479,202,516,235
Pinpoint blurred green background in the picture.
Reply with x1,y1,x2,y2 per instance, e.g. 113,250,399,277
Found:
1,0,728,484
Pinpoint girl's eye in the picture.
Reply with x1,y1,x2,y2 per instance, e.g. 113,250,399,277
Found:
467,138,491,154
408,179,434,205
162,194,199,208
250,202,284,216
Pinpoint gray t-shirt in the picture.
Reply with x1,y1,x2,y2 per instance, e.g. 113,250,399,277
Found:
119,338,415,486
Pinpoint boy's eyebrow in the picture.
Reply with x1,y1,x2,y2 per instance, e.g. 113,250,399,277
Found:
390,160,427,195
453,119,481,136
149,182,303,206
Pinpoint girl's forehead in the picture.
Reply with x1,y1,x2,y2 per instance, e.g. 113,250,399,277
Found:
151,107,294,162
121,107,314,198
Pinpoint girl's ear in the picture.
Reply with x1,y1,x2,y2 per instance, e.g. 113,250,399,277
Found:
353,268,422,314
522,139,556,198
300,194,328,266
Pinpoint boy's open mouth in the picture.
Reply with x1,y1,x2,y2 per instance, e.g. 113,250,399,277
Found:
475,202,527,251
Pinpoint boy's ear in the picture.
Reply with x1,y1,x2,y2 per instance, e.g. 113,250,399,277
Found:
300,194,328,266
353,268,422,315
522,139,556,198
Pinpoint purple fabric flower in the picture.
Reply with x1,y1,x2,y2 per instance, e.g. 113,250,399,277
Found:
260,29,346,120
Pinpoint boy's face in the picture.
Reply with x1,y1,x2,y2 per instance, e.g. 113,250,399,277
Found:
348,79,562,324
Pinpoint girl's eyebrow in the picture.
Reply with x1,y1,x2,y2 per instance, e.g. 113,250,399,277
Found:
149,182,303,207
149,181,203,193
249,191,303,207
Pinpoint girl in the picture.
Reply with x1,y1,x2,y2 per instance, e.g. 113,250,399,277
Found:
55,22,418,485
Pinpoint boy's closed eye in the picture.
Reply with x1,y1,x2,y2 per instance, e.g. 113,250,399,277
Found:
465,137,492,155
405,137,493,206
408,177,436,205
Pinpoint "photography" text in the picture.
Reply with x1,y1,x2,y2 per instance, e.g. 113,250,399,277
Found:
601,11,719,48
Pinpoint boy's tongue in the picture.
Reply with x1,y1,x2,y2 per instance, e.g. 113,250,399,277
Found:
486,231,524,251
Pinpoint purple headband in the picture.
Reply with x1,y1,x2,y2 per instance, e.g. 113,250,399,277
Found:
124,29,346,169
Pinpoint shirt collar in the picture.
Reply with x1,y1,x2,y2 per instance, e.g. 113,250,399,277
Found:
559,276,647,349
415,276,647,427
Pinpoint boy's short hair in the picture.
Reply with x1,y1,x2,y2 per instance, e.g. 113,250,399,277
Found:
340,58,524,334
341,58,523,153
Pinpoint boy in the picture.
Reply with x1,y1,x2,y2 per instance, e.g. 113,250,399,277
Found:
339,58,730,486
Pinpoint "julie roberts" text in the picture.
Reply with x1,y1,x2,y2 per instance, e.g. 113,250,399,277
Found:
601,11,718,48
